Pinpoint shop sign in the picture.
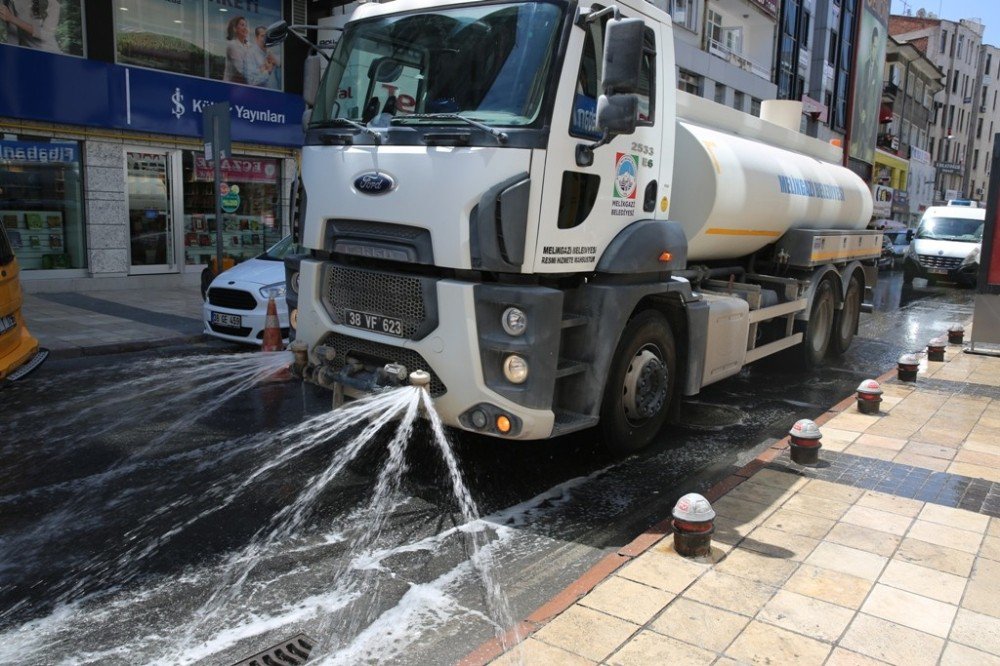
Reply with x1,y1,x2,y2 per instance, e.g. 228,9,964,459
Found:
937,161,963,174
873,184,894,217
910,146,931,164
748,0,779,19
220,184,241,213
0,140,78,164
0,45,304,147
193,156,278,183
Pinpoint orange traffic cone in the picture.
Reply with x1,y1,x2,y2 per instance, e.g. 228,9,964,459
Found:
262,296,284,352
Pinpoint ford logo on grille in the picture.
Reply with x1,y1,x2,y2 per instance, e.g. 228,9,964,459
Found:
354,172,395,195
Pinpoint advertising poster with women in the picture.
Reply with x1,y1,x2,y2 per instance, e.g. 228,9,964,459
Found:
1,0,84,56
115,0,282,90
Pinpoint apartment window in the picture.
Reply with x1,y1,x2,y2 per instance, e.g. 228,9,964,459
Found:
929,136,936,157
678,69,701,95
958,34,964,59
978,117,984,139
989,53,995,76
962,74,967,98
751,97,762,116
672,0,699,32
974,149,980,169
984,86,989,106
733,91,745,111
959,108,965,132
801,11,811,50
829,32,838,62
715,83,726,104
941,30,948,54
952,70,959,93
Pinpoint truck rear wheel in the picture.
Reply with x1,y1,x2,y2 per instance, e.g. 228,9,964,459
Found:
832,274,862,355
600,310,676,454
801,278,836,368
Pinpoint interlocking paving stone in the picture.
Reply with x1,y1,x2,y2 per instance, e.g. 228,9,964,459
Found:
767,450,1000,517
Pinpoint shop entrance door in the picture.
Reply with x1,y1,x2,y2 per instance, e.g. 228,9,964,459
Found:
126,150,181,274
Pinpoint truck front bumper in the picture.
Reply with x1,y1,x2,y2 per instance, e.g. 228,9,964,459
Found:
294,260,557,440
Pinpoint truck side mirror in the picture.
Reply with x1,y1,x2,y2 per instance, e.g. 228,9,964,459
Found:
601,18,645,94
265,20,289,47
303,53,322,108
597,94,638,135
906,229,914,241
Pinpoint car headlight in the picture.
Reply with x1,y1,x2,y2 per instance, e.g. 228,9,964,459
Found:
259,282,286,299
502,354,528,384
961,246,981,266
501,307,527,336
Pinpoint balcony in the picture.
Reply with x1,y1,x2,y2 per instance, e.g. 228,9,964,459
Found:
878,133,900,153
882,81,899,100
707,39,770,80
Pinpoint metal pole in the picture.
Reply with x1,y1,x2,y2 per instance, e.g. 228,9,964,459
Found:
214,114,224,276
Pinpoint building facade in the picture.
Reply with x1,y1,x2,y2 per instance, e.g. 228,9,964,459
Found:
967,44,1000,204
876,36,944,225
659,0,778,113
1,1,310,293
890,15,985,203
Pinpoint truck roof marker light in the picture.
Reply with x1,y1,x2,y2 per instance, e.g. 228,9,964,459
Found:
496,415,512,434
658,251,673,262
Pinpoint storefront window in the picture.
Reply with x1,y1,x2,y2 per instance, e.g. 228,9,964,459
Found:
182,152,282,268
115,0,283,90
0,137,86,270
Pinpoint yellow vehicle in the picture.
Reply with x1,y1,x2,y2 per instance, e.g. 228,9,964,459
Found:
0,224,47,381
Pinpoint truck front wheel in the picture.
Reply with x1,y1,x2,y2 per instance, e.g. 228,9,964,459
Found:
600,310,676,454
832,274,862,355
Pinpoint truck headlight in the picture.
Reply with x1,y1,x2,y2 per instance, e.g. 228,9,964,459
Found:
961,246,981,266
501,307,527,336
259,282,286,299
502,354,529,384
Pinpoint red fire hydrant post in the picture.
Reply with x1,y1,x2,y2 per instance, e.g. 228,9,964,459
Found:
856,379,883,415
672,493,715,558
789,418,822,465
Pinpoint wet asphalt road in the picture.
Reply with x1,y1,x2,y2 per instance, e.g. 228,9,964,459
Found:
0,271,977,665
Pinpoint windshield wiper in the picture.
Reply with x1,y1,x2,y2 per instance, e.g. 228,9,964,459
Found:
392,114,509,144
310,118,383,144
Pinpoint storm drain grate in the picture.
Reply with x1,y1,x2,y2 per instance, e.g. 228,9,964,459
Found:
230,633,315,666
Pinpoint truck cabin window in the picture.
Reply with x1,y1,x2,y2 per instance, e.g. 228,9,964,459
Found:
570,14,656,139
312,2,564,129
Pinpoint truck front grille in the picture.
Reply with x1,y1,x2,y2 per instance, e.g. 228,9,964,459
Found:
918,254,962,270
322,333,447,397
323,265,435,339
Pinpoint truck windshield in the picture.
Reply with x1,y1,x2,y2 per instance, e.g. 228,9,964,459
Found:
915,216,984,242
311,2,564,130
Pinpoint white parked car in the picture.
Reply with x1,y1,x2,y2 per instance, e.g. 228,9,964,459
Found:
203,236,297,345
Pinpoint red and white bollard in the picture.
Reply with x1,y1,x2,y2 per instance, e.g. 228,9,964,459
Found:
897,353,919,382
927,337,946,362
672,493,715,558
948,325,965,345
856,379,883,414
789,419,822,465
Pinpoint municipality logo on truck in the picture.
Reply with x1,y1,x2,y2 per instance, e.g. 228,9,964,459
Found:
612,152,638,216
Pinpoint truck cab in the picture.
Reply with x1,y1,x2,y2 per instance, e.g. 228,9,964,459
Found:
282,0,876,452
903,203,984,286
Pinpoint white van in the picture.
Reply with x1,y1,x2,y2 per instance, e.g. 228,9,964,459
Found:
903,202,984,286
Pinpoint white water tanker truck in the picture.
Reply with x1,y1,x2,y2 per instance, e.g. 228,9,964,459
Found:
274,0,878,452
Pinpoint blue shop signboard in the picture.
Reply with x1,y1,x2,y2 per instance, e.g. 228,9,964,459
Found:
0,45,304,147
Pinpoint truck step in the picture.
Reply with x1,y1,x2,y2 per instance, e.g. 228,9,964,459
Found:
551,410,599,437
555,360,588,378
560,314,589,329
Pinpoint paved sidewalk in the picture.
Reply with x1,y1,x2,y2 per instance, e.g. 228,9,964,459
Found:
21,284,207,358
476,339,1000,666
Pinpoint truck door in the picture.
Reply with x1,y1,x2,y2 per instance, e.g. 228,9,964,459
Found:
532,4,665,274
